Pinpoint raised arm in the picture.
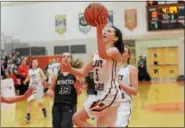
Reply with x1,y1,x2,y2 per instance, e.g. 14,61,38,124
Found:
96,17,121,62
71,58,93,78
62,55,93,78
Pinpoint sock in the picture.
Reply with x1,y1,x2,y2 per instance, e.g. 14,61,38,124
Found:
42,108,47,117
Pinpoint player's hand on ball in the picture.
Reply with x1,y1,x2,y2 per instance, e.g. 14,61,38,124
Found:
61,61,72,72
95,16,107,29
47,89,54,97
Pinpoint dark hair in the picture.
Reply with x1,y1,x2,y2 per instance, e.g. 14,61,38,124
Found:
112,26,125,55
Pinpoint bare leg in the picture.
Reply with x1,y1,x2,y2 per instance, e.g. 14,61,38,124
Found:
27,100,33,114
72,106,94,127
37,102,44,109
37,102,47,117
97,106,118,127
26,100,34,123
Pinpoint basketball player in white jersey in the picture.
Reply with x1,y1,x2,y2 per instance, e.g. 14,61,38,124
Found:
23,59,47,123
45,58,54,86
116,46,138,127
62,17,125,127
53,58,61,75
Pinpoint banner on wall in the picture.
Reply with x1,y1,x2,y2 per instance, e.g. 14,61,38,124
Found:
107,11,114,27
124,9,137,31
79,13,91,34
55,14,66,35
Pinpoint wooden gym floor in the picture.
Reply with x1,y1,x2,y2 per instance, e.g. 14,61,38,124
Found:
1,82,184,127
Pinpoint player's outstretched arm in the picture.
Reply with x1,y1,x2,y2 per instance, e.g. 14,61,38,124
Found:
1,87,36,104
62,55,93,78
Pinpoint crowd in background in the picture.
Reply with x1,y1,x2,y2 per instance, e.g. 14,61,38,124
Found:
1,51,60,96
1,50,152,98
0,51,79,96
1,51,31,95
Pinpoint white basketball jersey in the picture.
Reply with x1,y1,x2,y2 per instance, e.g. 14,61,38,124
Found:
92,53,121,96
29,68,43,91
47,64,54,74
53,63,60,75
118,65,132,102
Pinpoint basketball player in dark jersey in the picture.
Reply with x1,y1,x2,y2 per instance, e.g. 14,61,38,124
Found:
47,52,82,128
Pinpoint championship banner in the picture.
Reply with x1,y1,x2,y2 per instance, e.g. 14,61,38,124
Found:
106,11,114,27
55,14,66,35
124,9,137,31
79,13,91,34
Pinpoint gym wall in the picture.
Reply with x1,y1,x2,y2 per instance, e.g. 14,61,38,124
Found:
1,2,147,42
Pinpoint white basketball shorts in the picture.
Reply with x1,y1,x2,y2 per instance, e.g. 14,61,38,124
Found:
115,101,132,127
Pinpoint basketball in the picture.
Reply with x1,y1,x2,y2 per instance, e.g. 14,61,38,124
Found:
84,3,108,27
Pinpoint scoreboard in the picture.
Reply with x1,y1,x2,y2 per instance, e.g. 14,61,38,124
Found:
147,1,185,31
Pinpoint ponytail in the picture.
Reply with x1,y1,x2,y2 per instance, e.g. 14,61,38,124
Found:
112,26,125,54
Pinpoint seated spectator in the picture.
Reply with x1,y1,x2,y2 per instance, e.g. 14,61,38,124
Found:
8,53,12,59
1,59,6,79
7,59,16,73
15,52,21,66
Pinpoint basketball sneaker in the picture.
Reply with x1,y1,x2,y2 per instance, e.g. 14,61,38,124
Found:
25,113,30,123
